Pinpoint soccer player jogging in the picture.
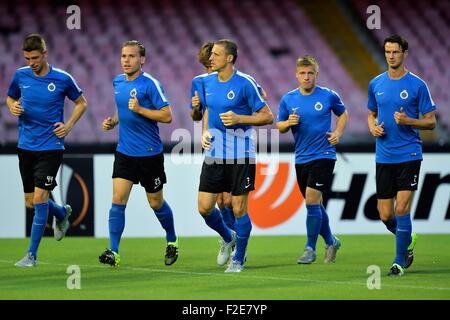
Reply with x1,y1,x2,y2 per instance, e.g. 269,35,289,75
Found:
367,35,436,276
277,55,348,264
190,42,235,231
190,42,268,233
99,40,178,267
198,39,273,273
7,34,88,267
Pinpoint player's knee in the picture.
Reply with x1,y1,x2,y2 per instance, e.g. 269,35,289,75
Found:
33,193,48,204
198,204,214,217
395,203,410,215
216,197,224,209
112,193,128,205
149,197,163,211
25,199,34,209
223,196,232,208
232,204,246,217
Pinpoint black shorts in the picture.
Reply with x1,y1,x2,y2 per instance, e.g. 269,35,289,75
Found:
112,151,166,193
295,159,335,197
199,158,256,196
376,160,421,199
18,148,63,193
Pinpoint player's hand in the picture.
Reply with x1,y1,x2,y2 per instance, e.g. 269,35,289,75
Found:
192,90,200,110
370,121,385,137
287,110,299,127
394,107,408,125
102,117,116,131
128,97,141,113
201,130,213,150
326,131,341,145
9,100,24,117
220,111,240,126
53,122,68,138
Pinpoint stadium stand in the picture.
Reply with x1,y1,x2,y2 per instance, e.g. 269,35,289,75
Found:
0,0,447,145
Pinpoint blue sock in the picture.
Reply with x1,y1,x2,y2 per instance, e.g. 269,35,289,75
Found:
28,203,49,258
154,201,177,243
48,199,66,221
220,206,236,231
393,214,412,267
109,204,126,253
306,204,322,251
320,205,335,246
203,208,232,243
234,213,252,264
383,217,397,235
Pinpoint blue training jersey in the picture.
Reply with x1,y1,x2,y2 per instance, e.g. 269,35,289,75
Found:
277,86,346,164
113,71,169,157
202,69,267,159
7,65,83,151
368,71,436,164
190,73,209,114
190,72,265,116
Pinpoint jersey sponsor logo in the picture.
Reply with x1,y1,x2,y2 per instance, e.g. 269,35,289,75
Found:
227,90,235,100
114,91,120,95
22,85,31,89
45,176,54,186
400,89,409,99
314,102,323,111
377,92,384,96
47,82,56,92
206,93,213,96
292,107,300,112
130,88,137,98
249,162,303,228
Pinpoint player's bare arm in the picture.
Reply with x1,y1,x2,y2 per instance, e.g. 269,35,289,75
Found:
277,110,299,133
394,108,436,130
53,94,88,138
327,110,348,145
103,111,119,131
6,96,24,117
220,105,273,127
128,97,172,123
368,110,385,137
191,90,203,121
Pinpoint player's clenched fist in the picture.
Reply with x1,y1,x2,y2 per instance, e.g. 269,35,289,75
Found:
287,110,299,127
9,100,24,117
128,97,141,113
103,117,116,131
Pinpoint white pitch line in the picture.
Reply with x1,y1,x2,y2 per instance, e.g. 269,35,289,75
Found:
2,259,450,292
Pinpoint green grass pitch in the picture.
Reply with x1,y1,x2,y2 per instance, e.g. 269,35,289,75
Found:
1,235,450,300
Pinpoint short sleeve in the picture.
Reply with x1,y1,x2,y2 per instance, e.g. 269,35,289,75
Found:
277,97,289,122
147,78,169,110
7,71,21,100
367,80,377,113
417,81,436,115
64,73,83,101
330,90,346,116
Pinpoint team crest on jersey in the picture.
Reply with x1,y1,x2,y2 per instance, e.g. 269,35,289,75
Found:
400,89,408,100
130,88,137,98
227,90,235,100
47,82,56,92
314,102,323,111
